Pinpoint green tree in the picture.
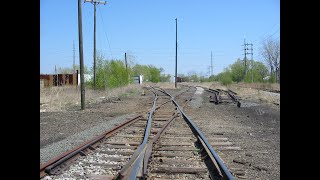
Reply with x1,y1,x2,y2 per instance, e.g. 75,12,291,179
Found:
217,58,269,84
132,64,162,83
132,64,150,81
189,74,199,82
199,76,210,82
160,74,171,82
148,65,161,82
220,68,232,85
93,53,108,88
187,71,200,82
107,60,129,87
229,59,245,82
89,53,130,89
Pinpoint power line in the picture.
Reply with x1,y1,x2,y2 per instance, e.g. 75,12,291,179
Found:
97,5,113,59
73,40,75,71
269,28,280,37
210,51,213,77
251,23,280,44
258,28,280,43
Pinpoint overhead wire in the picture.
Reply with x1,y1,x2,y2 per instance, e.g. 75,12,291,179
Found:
98,6,114,59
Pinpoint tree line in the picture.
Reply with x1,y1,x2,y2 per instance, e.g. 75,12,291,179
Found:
56,53,171,89
55,37,279,87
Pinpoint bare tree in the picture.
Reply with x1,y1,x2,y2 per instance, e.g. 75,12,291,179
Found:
260,38,280,82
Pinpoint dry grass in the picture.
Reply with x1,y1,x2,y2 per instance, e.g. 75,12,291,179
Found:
143,82,176,89
232,82,280,91
180,82,228,90
40,84,142,112
228,85,280,106
144,82,218,89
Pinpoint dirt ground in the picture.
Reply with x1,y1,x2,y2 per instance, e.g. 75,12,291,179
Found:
184,91,280,179
40,83,279,179
40,89,153,148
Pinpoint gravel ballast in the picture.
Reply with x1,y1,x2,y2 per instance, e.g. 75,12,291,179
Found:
40,113,135,164
188,87,204,108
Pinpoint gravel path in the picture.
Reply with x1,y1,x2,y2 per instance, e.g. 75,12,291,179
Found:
188,87,203,108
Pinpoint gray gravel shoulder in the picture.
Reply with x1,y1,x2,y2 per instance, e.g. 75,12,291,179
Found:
188,87,203,108
184,88,280,179
40,113,135,164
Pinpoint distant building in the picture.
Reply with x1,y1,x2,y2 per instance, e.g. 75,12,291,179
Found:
263,76,270,81
40,70,78,88
176,77,182,82
78,74,93,85
132,75,143,84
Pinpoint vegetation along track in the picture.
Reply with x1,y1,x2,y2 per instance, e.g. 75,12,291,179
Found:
41,86,234,179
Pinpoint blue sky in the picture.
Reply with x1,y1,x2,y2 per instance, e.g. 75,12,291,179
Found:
40,0,279,77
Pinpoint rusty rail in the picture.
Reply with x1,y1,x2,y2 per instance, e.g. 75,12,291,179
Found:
40,114,142,178
119,87,187,179
143,112,178,178
204,87,240,107
154,87,234,180
116,93,158,179
227,91,241,107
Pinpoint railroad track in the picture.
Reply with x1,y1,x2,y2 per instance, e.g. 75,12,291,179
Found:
204,88,241,107
40,86,234,180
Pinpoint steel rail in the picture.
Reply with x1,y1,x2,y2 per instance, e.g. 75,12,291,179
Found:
122,87,187,179
173,100,234,179
154,87,234,180
228,89,238,95
227,91,241,107
204,87,240,107
117,94,158,179
40,114,142,178
204,88,221,104
142,111,179,178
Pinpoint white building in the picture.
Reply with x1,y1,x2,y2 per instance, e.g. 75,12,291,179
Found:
78,74,93,85
132,75,143,84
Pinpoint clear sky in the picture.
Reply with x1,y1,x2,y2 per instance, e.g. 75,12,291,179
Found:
40,0,279,77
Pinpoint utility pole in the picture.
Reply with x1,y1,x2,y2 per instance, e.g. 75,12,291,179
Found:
73,40,75,72
175,18,178,88
125,53,128,73
55,65,58,86
207,66,211,78
125,52,128,82
249,44,253,83
210,51,213,77
84,0,107,90
242,39,253,77
78,0,85,110
243,39,247,76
